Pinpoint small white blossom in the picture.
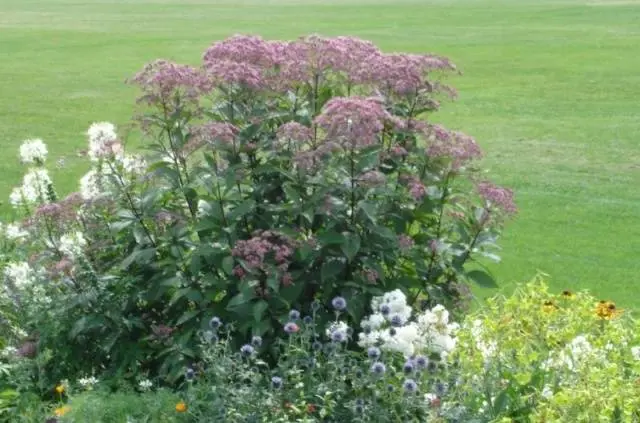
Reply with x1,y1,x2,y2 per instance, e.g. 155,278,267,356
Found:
631,346,640,361
122,154,147,175
87,122,119,161
541,385,553,399
59,231,87,258
3,223,28,240
19,139,48,164
78,376,99,389
139,379,153,391
10,169,52,208
3,261,34,289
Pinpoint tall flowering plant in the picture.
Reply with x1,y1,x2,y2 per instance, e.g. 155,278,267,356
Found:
0,34,516,385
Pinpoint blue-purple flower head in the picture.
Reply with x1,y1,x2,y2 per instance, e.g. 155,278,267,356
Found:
354,399,365,414
390,314,405,327
312,340,323,351
331,330,346,343
240,344,255,357
209,316,222,330
331,296,347,311
289,309,300,321
403,379,418,393
389,327,397,336
185,367,195,380
403,360,415,374
415,355,428,369
380,304,391,316
271,376,283,389
367,346,381,359
303,315,313,325
370,361,386,375
251,335,263,347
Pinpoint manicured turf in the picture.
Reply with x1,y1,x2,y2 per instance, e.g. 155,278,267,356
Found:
1,0,639,306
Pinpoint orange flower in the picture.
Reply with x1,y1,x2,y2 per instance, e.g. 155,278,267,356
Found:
175,401,187,412
54,405,71,417
595,300,623,320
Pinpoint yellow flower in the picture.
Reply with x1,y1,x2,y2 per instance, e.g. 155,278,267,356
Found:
595,300,623,320
561,290,574,299
55,384,65,394
54,405,71,416
175,401,187,413
542,300,558,313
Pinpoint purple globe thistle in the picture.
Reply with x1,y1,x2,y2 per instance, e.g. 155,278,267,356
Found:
367,346,381,359
331,330,346,343
354,398,365,414
185,367,195,380
312,340,323,351
251,335,263,347
311,300,322,311
370,361,386,375
204,330,219,344
390,314,405,327
240,344,255,357
303,315,313,325
403,361,415,374
415,355,428,370
331,296,347,311
389,328,397,336
403,379,418,394
386,384,395,392
271,376,283,389
284,322,300,334
289,309,301,321
209,316,222,330
380,304,391,316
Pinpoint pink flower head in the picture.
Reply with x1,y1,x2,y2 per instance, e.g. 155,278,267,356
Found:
231,230,297,273
369,53,456,95
476,181,517,216
315,97,392,149
426,125,482,169
129,60,211,106
358,170,386,187
276,122,313,148
189,123,239,152
404,176,426,201
398,234,414,250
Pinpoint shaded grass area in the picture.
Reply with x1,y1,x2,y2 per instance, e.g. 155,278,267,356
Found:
1,0,639,306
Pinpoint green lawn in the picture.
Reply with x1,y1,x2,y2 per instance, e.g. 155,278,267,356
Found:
1,0,639,306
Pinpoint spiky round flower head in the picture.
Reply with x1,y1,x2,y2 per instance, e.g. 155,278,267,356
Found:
185,368,195,381
251,335,263,348
203,331,218,344
380,304,391,316
390,314,405,327
331,296,347,311
367,346,381,359
209,316,222,330
271,376,283,389
284,322,300,334
403,379,418,394
19,139,48,164
415,355,428,370
240,344,255,357
386,384,395,393
303,315,313,325
389,328,397,336
403,360,415,374
370,361,386,375
312,340,323,351
331,330,346,343
289,309,301,321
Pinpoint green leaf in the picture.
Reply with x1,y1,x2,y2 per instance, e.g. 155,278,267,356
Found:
340,232,361,262
121,248,156,269
466,269,498,288
222,256,235,275
355,146,381,172
253,300,269,322
317,231,345,246
175,310,200,326
228,199,255,221
357,201,378,224
321,260,346,283
227,292,248,309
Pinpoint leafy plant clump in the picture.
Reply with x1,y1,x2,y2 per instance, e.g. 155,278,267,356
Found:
0,34,516,388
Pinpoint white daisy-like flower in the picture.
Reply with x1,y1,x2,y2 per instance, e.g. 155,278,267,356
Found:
138,379,153,391
3,261,34,289
87,122,119,161
19,139,48,164
78,376,99,389
59,231,87,258
3,223,28,240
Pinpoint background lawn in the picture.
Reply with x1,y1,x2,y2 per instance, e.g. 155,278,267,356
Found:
1,0,639,306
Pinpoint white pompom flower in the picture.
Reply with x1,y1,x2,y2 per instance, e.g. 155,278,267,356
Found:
19,139,48,164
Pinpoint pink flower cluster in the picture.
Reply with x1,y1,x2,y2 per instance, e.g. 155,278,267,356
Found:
129,59,211,106
476,181,517,215
315,97,393,149
425,125,483,169
184,123,239,155
231,230,297,278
